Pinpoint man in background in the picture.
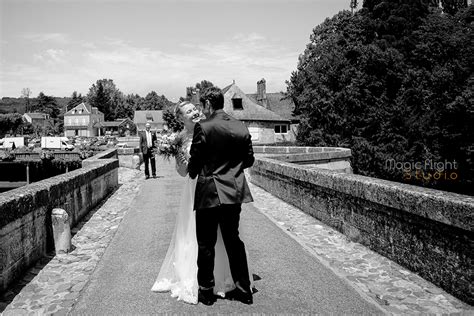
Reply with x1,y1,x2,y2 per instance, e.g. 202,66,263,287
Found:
139,122,157,179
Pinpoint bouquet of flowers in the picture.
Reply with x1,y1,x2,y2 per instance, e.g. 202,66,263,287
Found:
154,132,185,162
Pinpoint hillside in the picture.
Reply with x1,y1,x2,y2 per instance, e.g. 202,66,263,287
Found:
0,97,71,115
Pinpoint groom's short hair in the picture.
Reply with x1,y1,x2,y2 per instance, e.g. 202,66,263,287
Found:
200,87,224,110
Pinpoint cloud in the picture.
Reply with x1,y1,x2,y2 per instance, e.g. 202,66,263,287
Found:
33,49,67,63
232,33,266,42
23,32,70,44
1,33,298,98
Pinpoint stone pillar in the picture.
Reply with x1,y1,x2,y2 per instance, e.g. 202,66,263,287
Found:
51,208,71,253
132,154,141,170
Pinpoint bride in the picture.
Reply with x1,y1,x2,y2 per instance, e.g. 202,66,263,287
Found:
151,101,250,304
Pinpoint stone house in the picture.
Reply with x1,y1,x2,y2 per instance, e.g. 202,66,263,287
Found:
95,118,135,136
189,79,297,144
133,110,165,132
64,102,104,137
222,81,296,144
22,112,52,128
246,78,299,140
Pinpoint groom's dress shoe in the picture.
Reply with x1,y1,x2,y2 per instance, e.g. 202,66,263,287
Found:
227,287,253,305
198,288,216,306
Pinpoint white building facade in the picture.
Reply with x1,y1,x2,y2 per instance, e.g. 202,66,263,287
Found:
64,102,104,137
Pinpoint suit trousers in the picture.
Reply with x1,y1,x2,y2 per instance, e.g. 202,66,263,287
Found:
143,149,156,177
195,204,251,290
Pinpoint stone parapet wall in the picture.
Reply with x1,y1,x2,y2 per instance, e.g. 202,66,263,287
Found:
254,146,352,173
249,155,474,304
0,157,119,293
84,148,118,162
254,145,348,154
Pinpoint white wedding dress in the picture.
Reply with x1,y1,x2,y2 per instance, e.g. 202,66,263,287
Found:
151,135,242,304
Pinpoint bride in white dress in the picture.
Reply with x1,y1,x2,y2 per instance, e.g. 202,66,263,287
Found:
151,101,249,304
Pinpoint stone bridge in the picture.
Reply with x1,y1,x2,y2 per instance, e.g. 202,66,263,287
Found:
0,147,472,314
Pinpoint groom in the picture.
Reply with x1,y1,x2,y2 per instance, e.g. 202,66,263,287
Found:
188,87,255,306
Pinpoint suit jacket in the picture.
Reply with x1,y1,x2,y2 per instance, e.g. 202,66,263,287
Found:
188,109,255,210
139,130,157,155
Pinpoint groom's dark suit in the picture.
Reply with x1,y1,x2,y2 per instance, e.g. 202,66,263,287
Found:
188,109,254,291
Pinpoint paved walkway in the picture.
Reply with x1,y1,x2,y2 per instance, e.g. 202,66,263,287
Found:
1,157,472,315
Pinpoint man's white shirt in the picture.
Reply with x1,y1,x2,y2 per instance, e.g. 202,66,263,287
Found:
146,130,152,147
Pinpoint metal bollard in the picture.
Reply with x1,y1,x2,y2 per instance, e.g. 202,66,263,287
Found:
51,208,71,253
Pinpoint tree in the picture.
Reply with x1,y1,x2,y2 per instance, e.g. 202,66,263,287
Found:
116,94,139,119
441,0,468,14
162,104,183,132
286,2,473,195
185,80,216,101
21,88,32,113
66,91,84,112
0,113,24,137
22,121,35,135
86,79,124,121
143,91,172,110
33,92,60,118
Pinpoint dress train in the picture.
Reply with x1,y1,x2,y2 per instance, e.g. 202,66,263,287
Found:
151,176,245,304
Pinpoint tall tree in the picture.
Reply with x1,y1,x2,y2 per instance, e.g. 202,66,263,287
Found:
162,104,183,133
66,91,84,112
115,94,138,119
0,113,24,137
185,80,216,101
21,88,32,113
287,2,473,195
144,91,165,110
33,92,60,118
86,79,123,121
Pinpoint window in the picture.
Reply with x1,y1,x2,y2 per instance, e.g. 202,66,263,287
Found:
274,124,288,134
232,98,243,110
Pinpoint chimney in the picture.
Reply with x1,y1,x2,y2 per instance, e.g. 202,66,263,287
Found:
256,78,267,108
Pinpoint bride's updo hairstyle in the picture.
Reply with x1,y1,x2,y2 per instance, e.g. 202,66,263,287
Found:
174,101,191,122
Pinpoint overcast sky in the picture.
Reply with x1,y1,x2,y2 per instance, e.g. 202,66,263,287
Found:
1,0,350,101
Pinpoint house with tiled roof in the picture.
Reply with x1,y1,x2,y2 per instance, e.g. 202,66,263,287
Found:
22,112,52,128
220,81,296,144
94,118,135,136
133,110,165,132
246,79,298,123
64,102,104,137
